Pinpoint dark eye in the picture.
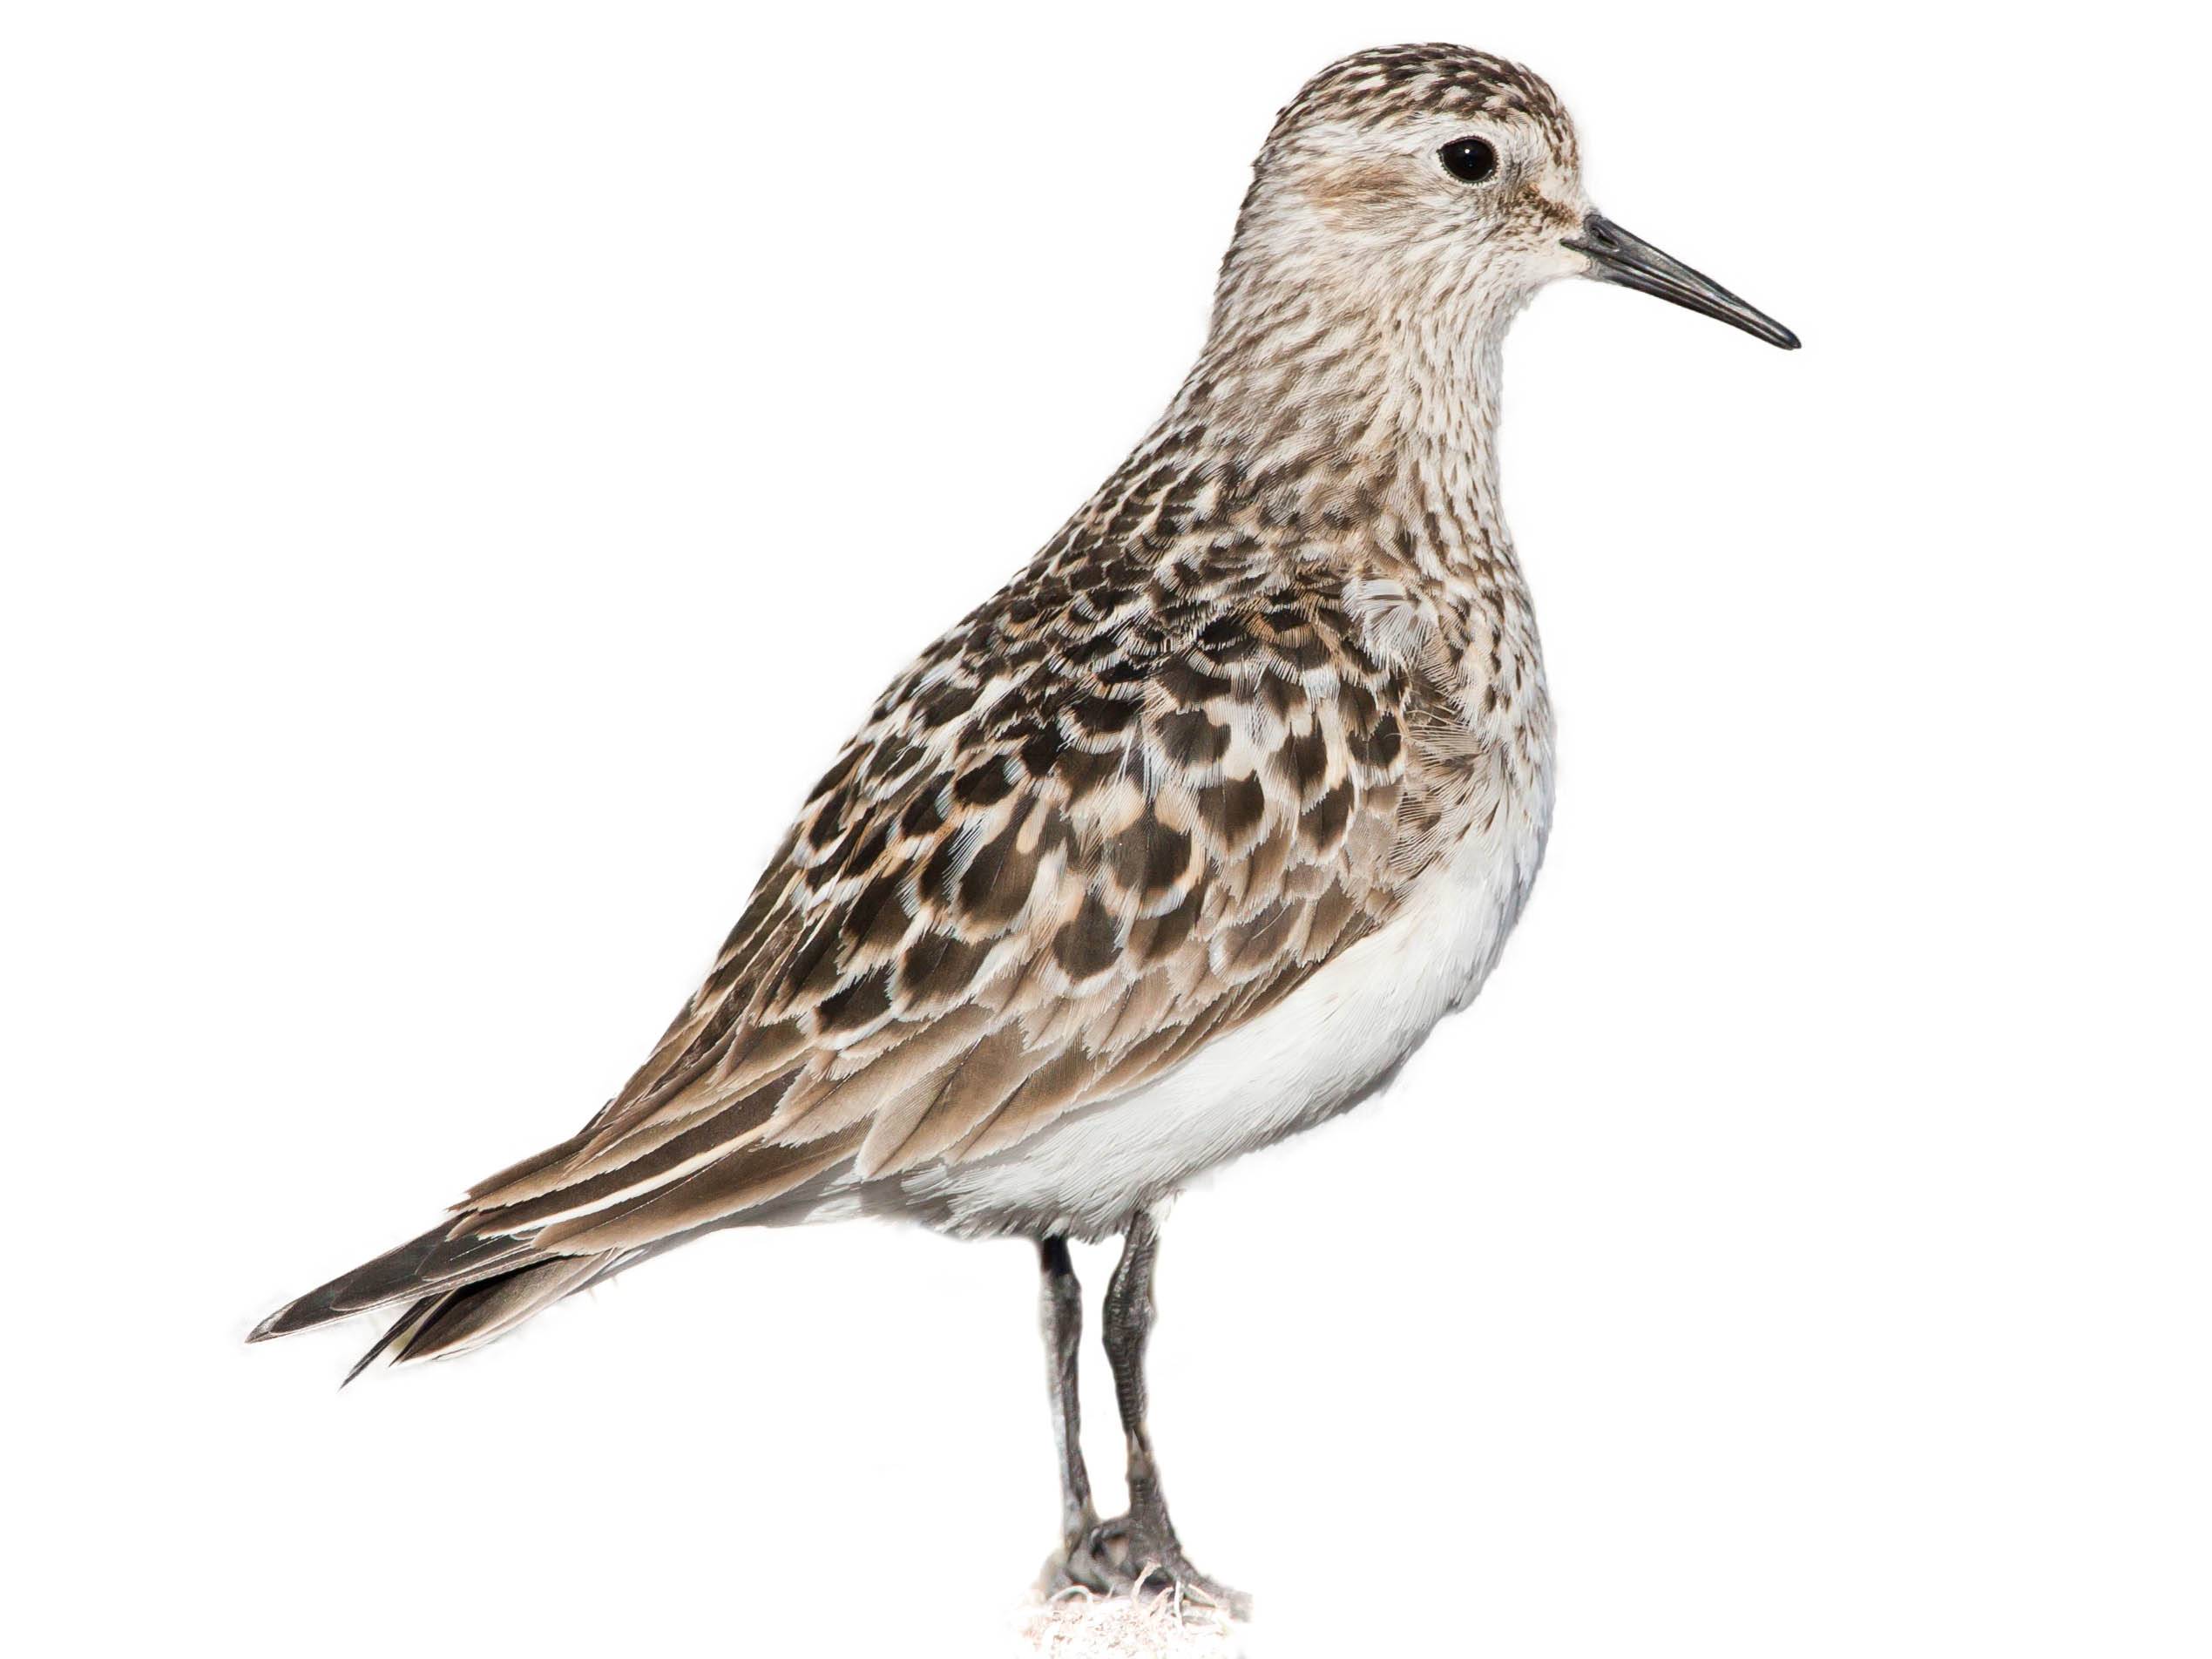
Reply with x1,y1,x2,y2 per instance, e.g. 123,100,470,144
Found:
1439,137,1498,182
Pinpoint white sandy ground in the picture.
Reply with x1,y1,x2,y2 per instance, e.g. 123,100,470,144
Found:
1013,1588,1246,1657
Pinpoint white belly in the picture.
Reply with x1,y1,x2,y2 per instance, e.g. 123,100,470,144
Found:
893,769,1552,1239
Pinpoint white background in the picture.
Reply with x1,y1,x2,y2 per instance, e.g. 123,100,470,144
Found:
5,3,2205,1655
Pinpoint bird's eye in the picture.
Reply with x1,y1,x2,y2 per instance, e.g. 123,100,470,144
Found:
1439,137,1498,183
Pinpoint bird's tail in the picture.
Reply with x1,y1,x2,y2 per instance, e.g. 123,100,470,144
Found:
247,1215,621,1381
338,1254,620,1383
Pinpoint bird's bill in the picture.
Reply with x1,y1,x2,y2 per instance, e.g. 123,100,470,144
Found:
1566,213,1800,350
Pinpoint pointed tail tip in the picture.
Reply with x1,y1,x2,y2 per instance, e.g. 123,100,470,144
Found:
338,1341,391,1390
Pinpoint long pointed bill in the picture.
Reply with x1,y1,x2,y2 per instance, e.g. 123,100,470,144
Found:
1566,213,1799,349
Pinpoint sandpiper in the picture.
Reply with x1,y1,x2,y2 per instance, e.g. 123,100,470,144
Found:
251,43,1796,1614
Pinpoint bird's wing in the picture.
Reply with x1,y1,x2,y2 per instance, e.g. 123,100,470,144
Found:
453,562,1498,1253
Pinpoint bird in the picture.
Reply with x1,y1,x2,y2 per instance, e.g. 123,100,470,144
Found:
249,42,1796,1615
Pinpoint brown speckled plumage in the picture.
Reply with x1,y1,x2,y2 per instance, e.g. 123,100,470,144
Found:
468,442,1540,1229
254,48,1573,1348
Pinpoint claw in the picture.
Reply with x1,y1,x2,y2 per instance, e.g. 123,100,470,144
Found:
1042,1513,1251,1621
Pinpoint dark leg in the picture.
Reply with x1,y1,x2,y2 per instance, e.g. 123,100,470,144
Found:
1048,1209,1248,1617
1038,1237,1097,1552
1104,1209,1171,1543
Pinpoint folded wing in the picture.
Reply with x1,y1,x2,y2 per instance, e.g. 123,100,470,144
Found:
255,552,1494,1357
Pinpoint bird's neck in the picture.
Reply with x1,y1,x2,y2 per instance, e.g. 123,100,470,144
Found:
1160,286,1529,594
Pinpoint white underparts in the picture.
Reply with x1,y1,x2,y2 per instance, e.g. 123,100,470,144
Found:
866,765,1551,1239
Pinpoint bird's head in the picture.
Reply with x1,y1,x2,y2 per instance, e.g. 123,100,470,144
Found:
1214,44,1797,357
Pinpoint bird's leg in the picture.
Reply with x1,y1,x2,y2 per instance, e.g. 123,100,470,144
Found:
1051,1209,1249,1618
1038,1236,1098,1554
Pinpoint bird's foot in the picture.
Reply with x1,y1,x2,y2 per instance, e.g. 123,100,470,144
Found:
1044,1512,1251,1621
